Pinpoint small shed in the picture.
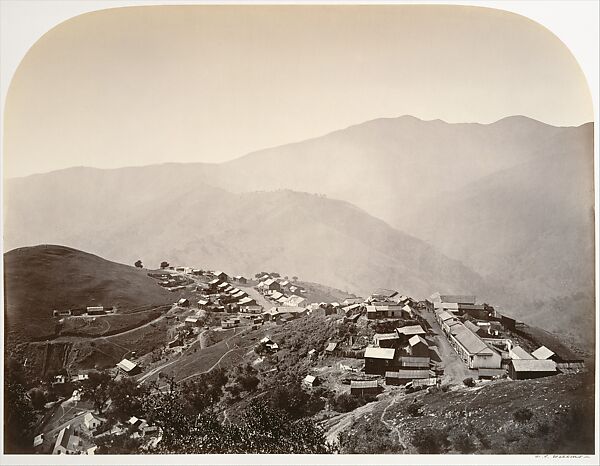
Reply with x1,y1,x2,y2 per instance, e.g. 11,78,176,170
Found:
302,375,319,388
177,298,190,307
325,342,338,354
83,412,102,430
116,358,140,376
350,380,381,397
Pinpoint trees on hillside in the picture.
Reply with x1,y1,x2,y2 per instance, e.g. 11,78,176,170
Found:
108,377,148,421
134,260,143,268
82,370,113,414
160,261,170,269
4,378,35,453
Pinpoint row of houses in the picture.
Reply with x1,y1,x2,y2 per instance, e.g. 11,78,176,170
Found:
256,275,305,299
432,292,564,380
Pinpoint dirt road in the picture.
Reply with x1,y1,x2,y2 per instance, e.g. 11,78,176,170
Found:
421,310,476,384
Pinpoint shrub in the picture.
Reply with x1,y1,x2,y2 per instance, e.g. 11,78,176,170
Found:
513,407,534,424
452,431,475,453
406,401,423,417
411,427,449,453
463,377,476,387
329,393,375,413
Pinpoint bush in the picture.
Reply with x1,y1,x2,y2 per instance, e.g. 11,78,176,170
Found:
513,407,533,424
411,427,449,453
463,377,476,387
453,431,475,453
329,393,375,413
406,401,423,417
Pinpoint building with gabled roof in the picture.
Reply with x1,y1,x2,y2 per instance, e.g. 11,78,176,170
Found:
449,325,501,369
396,325,426,338
284,295,307,307
262,278,281,292
407,335,429,358
397,356,430,369
364,347,396,375
385,369,431,385
116,358,140,375
350,380,381,396
508,359,557,380
83,412,102,430
373,333,400,348
325,342,338,353
53,424,80,455
509,345,533,360
302,375,319,388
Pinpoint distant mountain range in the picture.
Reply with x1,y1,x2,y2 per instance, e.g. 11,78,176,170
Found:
4,116,594,350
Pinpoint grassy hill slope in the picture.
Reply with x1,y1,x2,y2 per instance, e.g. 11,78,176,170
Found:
3,245,174,344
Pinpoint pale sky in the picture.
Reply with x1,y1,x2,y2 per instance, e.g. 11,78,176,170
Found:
3,4,594,178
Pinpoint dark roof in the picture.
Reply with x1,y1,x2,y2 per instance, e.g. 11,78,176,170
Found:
351,380,379,389
58,425,74,449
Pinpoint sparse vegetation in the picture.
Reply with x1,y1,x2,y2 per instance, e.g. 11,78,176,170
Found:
411,427,450,453
513,407,533,423
463,377,476,387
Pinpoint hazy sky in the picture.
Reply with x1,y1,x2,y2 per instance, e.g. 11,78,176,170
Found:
4,4,593,178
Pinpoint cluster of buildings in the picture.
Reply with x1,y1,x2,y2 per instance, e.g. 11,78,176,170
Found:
199,271,259,314
429,293,581,380
46,412,160,455
52,306,115,318
365,289,418,320
255,274,307,307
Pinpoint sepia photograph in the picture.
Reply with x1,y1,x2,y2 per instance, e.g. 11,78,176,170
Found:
1,1,598,463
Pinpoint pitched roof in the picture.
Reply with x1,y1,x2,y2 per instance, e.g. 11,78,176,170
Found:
56,424,76,450
351,380,379,389
285,295,306,306
396,325,425,336
439,295,476,304
511,359,557,372
510,346,533,360
408,335,428,347
364,347,395,360
372,288,398,298
303,375,316,384
463,321,481,334
238,297,255,305
271,291,284,300
532,346,555,360
398,356,430,367
117,358,137,372
436,310,455,322
83,412,97,423
374,333,400,341
452,326,496,355
325,342,338,352
386,369,430,379
343,303,361,312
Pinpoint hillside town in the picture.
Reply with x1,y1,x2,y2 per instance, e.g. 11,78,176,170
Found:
24,264,586,456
